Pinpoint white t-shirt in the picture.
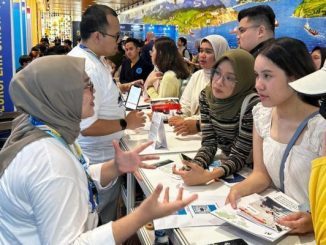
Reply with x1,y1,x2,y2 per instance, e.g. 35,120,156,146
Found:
180,69,210,118
253,103,326,205
69,46,125,163
0,138,115,244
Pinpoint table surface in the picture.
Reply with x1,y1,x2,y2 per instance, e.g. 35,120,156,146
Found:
122,121,316,245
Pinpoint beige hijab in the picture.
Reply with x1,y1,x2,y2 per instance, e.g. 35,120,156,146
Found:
201,35,230,65
0,55,87,177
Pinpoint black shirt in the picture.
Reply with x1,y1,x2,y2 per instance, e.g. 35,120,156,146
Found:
119,56,153,84
250,38,275,58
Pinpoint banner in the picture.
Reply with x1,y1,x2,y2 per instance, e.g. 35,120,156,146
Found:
21,0,27,54
13,0,23,70
0,0,14,112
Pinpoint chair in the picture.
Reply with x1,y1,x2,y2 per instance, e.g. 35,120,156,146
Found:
0,112,21,150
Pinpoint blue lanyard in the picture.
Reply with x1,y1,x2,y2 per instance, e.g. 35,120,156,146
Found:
79,44,101,60
30,116,99,212
78,44,125,108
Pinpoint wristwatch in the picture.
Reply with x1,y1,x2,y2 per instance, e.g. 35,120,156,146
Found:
119,119,127,130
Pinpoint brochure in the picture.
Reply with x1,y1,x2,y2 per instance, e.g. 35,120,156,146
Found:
150,97,182,120
211,192,299,242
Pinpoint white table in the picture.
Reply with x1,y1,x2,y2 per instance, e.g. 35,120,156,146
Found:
121,123,315,245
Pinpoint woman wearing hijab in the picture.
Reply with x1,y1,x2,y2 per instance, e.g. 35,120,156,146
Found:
169,34,230,135
0,55,197,244
173,49,260,185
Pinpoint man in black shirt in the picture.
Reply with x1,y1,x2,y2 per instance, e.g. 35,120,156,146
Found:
119,37,153,85
236,5,276,57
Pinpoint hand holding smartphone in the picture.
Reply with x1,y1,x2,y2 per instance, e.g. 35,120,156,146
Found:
179,153,192,171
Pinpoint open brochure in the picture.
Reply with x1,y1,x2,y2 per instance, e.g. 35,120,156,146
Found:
211,192,299,242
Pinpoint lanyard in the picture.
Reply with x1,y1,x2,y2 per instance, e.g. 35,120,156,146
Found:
79,44,102,61
79,44,125,108
30,116,99,212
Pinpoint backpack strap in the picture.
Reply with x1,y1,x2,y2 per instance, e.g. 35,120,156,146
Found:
279,110,319,192
239,93,258,133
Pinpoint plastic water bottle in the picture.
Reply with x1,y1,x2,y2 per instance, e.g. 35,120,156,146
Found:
154,229,169,245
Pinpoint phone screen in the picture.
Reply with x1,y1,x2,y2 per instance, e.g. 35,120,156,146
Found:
125,85,142,110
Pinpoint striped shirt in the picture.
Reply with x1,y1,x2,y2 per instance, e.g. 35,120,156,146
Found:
193,89,260,177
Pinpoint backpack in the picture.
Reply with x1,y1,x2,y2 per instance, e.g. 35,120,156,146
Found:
182,48,193,61
239,92,258,165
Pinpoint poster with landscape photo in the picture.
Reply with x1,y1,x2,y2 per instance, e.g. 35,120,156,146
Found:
119,0,325,53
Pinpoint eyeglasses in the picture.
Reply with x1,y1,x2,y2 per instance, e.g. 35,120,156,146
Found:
100,31,121,41
237,25,260,34
211,68,237,85
85,80,94,92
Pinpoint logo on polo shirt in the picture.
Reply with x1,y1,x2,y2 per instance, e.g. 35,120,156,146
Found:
136,67,143,74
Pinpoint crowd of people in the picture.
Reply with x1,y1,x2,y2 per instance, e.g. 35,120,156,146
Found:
2,2,326,244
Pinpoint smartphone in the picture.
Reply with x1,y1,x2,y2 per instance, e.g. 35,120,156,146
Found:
179,153,192,171
179,153,192,161
208,238,248,245
125,85,142,110
153,159,174,168
222,173,246,184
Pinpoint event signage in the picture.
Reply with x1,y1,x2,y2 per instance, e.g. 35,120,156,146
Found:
0,0,14,112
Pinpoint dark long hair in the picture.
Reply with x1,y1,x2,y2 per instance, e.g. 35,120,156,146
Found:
154,37,190,80
259,37,319,106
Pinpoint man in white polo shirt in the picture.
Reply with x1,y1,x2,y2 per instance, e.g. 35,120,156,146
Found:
69,4,146,223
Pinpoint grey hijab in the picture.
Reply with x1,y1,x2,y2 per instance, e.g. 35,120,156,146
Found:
0,55,87,177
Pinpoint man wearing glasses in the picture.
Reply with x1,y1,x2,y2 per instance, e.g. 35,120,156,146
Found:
68,4,146,224
236,5,276,57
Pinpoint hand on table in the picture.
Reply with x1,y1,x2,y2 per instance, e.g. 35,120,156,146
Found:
173,119,198,136
168,116,184,127
172,161,212,186
225,187,243,209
